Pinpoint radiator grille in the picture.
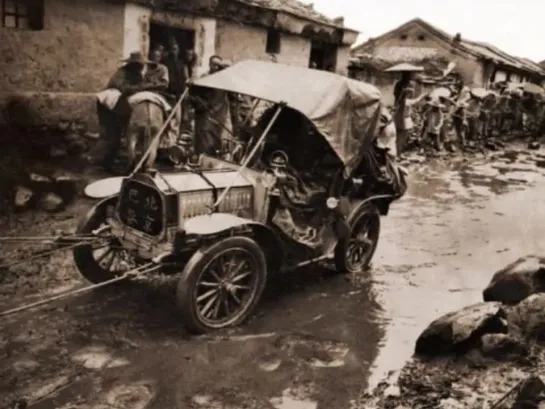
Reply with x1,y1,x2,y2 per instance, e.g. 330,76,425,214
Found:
179,187,254,219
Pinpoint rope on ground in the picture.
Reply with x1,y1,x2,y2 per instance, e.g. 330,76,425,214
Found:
0,262,162,317
0,239,107,270
0,234,97,243
489,378,524,409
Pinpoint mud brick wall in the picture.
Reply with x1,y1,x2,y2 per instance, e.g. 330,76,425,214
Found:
215,20,312,67
363,24,485,88
0,0,125,130
214,21,353,74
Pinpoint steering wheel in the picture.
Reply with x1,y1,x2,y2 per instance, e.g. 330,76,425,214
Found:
268,150,289,170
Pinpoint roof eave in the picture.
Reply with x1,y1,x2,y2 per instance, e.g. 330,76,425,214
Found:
481,57,545,76
262,7,351,31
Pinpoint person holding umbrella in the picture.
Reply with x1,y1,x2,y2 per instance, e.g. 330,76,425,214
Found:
386,63,424,156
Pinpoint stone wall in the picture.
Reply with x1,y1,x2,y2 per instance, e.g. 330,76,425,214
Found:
215,20,311,67
0,0,125,129
0,0,124,93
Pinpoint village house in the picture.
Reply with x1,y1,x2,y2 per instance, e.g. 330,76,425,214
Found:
349,18,545,105
0,0,358,130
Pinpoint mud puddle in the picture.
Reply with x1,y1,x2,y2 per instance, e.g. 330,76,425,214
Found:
4,147,545,408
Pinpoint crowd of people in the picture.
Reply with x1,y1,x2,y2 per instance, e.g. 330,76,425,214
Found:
88,37,235,172
88,48,545,174
392,71,545,155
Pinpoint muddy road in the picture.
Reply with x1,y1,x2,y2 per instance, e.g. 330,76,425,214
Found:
2,146,545,409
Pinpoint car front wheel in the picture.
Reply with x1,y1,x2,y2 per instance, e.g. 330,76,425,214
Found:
73,198,132,284
176,236,268,334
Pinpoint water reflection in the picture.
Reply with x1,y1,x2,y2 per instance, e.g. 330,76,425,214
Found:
368,148,545,389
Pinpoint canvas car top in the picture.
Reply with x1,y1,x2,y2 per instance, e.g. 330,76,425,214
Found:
191,60,383,169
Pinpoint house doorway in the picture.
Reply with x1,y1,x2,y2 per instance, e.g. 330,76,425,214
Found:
309,41,337,72
149,23,195,60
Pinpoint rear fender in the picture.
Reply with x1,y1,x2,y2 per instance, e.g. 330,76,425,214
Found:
183,213,285,273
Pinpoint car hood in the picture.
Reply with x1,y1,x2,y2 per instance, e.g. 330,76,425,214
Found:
84,170,252,199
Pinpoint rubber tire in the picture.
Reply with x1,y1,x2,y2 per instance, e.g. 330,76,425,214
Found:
73,198,121,284
176,236,268,334
334,206,381,274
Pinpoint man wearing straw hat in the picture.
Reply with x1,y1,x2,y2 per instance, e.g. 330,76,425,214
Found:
89,51,165,171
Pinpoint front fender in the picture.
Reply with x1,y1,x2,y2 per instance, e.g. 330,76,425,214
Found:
84,177,125,199
77,195,118,233
183,213,262,236
183,213,285,272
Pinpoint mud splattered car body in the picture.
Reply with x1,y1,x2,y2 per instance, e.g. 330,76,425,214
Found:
75,61,406,333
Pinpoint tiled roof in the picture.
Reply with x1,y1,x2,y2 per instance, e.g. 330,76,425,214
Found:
349,53,452,76
461,39,543,74
354,18,544,76
132,0,353,30
348,54,391,71
234,0,350,29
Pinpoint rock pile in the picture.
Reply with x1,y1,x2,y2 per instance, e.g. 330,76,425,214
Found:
415,256,545,360
362,256,545,409
0,122,95,215
13,171,81,213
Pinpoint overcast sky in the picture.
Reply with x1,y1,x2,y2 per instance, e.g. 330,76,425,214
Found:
303,0,544,62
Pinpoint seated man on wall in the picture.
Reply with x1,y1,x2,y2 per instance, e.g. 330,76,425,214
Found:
88,51,169,172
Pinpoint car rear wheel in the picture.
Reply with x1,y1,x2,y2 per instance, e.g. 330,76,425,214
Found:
73,199,132,284
176,236,268,334
334,206,380,274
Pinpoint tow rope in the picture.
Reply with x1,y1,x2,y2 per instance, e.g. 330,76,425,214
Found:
0,232,163,317
0,231,109,271
0,262,162,317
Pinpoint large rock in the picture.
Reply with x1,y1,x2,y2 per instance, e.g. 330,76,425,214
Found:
483,256,545,304
27,172,54,193
37,192,64,213
508,293,545,341
52,172,80,203
479,333,528,359
13,185,34,210
415,302,508,357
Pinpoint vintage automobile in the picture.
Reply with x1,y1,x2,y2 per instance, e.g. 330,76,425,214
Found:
76,60,407,334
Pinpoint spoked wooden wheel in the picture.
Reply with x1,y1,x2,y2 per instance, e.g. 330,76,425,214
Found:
177,236,267,334
73,199,134,284
334,207,380,274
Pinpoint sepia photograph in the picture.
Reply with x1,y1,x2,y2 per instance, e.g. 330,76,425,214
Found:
1,0,545,408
